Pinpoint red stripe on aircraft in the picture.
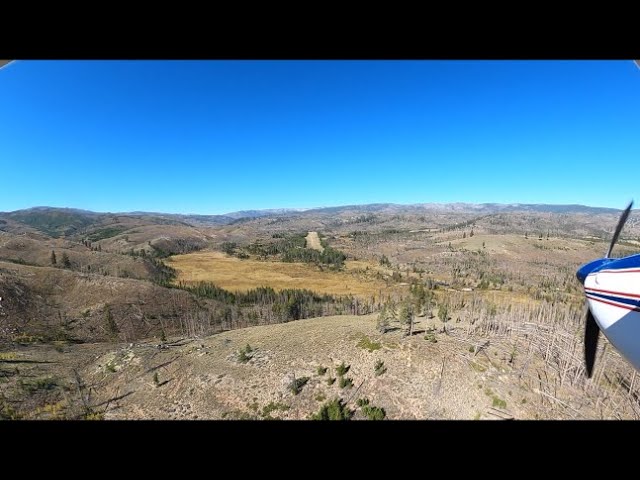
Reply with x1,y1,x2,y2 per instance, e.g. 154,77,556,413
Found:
586,295,640,312
585,287,640,299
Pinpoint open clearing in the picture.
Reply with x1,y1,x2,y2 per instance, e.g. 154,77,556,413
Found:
168,251,386,297
305,231,324,252
42,313,610,419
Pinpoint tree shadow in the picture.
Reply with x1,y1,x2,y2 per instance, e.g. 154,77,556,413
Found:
94,390,134,408
382,327,401,333
144,358,177,374
0,359,57,364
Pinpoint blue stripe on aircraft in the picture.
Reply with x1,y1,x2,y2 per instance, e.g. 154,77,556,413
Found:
586,290,640,308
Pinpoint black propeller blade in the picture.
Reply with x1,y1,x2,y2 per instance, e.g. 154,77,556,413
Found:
606,201,633,258
583,201,633,378
584,309,600,378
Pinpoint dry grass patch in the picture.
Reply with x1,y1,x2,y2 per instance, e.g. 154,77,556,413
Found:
168,251,386,297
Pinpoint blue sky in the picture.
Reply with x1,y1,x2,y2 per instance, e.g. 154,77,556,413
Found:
1,60,639,214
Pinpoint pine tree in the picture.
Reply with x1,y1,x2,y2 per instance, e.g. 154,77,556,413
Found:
438,303,449,332
61,252,71,268
105,304,119,339
50,250,57,265
399,302,414,336
376,305,390,333
470,228,474,237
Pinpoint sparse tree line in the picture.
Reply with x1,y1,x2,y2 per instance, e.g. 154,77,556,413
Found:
50,250,72,269
343,214,378,225
121,239,204,259
47,246,178,283
377,281,440,336
224,233,347,270
145,256,178,286
90,282,377,342
79,239,102,251
173,281,373,324
439,217,481,233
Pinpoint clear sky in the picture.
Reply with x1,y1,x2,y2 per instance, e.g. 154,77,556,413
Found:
1,60,639,214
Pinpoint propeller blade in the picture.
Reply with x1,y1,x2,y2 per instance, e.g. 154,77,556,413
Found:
605,201,633,258
584,309,600,378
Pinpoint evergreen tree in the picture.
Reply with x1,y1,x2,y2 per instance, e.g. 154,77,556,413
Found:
399,302,414,336
61,252,71,268
50,250,57,265
105,304,119,339
438,303,449,324
376,305,390,333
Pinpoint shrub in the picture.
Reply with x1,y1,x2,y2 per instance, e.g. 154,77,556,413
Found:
356,397,386,420
261,402,289,418
339,377,353,389
316,366,328,376
336,362,350,376
237,344,254,363
19,377,58,395
289,376,310,395
357,337,381,352
311,398,353,420
374,359,387,376
424,332,437,343
327,377,336,386
362,404,386,420
492,397,507,409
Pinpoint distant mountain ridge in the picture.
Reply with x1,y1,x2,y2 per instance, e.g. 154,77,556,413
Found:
0,202,630,238
296,202,625,216
2,202,628,220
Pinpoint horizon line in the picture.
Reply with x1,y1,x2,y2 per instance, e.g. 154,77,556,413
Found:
1,200,632,217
